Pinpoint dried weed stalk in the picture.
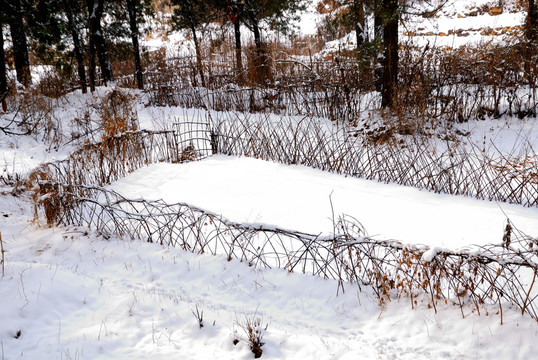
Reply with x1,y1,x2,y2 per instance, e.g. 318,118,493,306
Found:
235,315,266,358
0,231,5,277
101,90,138,139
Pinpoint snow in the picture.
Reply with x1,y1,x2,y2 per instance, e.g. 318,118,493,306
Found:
455,117,538,155
107,155,538,250
297,1,321,36
1,2,537,358
1,192,538,359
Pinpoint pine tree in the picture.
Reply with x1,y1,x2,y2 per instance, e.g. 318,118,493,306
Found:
63,0,88,93
241,0,306,50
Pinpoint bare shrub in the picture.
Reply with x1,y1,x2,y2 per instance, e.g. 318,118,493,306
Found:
36,68,75,99
28,167,64,225
0,89,65,149
101,90,139,139
398,41,538,124
247,45,274,86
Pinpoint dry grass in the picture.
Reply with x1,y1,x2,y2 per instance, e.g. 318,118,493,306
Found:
235,315,266,358
101,90,138,139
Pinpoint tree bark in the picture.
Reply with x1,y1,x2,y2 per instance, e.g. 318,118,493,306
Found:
126,0,144,89
190,24,206,87
0,25,7,111
64,0,88,93
88,29,96,92
354,0,366,51
7,0,31,87
251,18,262,51
87,0,114,86
232,8,244,83
381,0,398,108
528,0,537,41
373,0,384,91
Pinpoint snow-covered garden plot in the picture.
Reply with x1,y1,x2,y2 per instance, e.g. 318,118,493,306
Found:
106,155,538,248
12,140,538,358
25,110,537,327
2,0,538,357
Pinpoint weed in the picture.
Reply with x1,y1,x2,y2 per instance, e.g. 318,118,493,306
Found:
101,90,138,139
191,304,204,329
235,315,267,358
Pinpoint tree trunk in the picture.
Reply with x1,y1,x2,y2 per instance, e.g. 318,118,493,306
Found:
249,15,269,84
252,21,262,51
88,31,96,92
233,11,244,83
354,0,366,51
373,0,384,91
190,24,206,87
64,0,88,93
528,0,537,41
0,25,7,111
87,0,114,86
381,0,398,108
126,0,144,89
8,0,31,87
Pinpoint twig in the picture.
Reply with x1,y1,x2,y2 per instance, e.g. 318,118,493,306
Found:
0,232,4,277
522,268,537,316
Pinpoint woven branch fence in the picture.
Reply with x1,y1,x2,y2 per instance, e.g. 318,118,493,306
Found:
210,113,538,207
36,183,538,322
29,115,538,322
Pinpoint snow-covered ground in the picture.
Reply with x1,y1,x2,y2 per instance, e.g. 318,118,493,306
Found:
1,1,537,358
318,0,527,55
1,189,538,360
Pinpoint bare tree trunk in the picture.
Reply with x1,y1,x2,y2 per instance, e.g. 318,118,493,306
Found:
381,0,398,108
87,0,114,86
354,0,366,51
7,0,31,87
249,15,270,85
528,0,537,41
233,10,244,84
126,0,144,89
374,0,384,91
88,32,96,92
251,18,262,51
190,24,206,87
0,25,7,111
64,0,88,93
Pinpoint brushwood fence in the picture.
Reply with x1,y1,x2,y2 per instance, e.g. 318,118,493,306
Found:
211,113,538,207
29,115,538,322
36,183,538,322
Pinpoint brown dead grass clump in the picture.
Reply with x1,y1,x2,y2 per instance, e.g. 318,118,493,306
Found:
28,167,63,226
101,90,138,139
